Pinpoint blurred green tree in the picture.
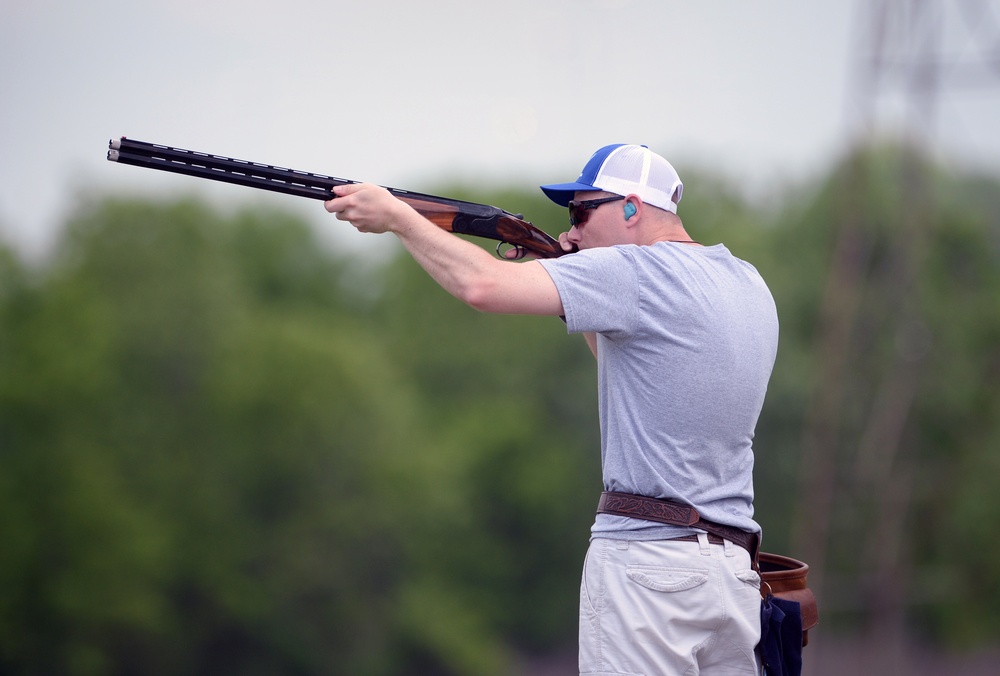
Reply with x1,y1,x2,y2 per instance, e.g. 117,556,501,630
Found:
1,145,998,675
0,194,599,675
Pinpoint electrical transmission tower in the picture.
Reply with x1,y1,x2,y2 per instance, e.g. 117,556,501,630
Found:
792,0,1000,671
853,0,1000,143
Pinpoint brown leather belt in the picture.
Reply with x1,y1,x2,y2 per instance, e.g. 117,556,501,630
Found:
596,491,760,563
669,533,727,545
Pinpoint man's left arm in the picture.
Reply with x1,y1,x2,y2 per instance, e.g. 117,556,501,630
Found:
325,183,565,316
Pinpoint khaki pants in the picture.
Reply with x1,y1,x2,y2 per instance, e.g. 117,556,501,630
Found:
579,535,762,675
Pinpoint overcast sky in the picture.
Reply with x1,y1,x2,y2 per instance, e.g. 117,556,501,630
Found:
2,0,999,259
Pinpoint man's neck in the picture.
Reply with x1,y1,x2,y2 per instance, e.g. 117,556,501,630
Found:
644,228,701,246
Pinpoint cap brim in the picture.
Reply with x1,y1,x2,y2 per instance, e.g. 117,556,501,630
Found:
539,181,600,207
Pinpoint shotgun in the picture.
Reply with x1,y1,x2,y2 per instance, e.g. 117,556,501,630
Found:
107,137,568,259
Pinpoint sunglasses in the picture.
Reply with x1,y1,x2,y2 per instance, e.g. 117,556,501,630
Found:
567,195,625,227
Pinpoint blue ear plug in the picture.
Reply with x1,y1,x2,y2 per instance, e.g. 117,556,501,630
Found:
624,202,637,220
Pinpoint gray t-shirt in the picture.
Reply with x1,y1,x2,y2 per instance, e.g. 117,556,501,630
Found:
539,242,778,540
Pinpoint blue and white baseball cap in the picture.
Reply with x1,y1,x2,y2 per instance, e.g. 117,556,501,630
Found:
540,144,683,213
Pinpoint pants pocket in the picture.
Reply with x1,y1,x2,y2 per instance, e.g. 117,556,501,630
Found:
735,568,761,589
626,566,709,593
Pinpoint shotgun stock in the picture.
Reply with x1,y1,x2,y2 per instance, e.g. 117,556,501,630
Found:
107,137,568,259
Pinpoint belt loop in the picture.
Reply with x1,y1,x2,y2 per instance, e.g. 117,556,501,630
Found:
724,538,736,557
696,532,711,556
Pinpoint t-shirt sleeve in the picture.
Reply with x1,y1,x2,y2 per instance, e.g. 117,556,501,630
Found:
539,247,639,337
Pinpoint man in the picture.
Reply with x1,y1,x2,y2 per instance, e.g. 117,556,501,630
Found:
326,144,778,675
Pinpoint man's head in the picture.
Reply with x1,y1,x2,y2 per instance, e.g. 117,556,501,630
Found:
541,144,686,249
540,144,683,213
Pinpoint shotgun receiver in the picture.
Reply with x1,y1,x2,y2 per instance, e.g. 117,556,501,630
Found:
107,137,567,259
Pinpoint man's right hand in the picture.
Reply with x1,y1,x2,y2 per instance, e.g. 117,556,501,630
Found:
502,231,576,260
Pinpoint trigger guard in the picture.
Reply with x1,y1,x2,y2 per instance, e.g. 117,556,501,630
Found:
496,241,527,260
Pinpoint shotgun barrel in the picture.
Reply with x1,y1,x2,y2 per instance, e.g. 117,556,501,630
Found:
107,137,568,258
